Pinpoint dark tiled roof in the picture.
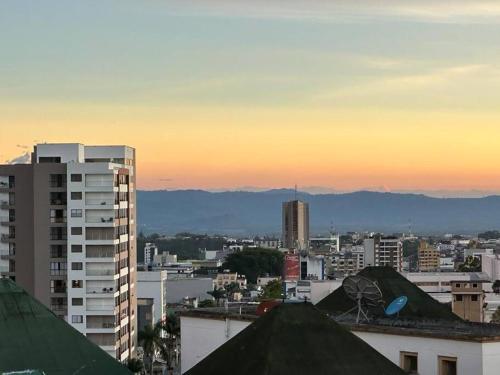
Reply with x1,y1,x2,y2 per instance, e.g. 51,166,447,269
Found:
0,279,132,375
316,266,461,321
185,303,406,375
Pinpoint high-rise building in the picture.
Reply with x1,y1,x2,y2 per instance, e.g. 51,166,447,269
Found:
144,242,158,265
364,236,402,272
0,143,137,361
282,200,309,250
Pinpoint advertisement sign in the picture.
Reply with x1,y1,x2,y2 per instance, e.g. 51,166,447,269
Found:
284,254,300,280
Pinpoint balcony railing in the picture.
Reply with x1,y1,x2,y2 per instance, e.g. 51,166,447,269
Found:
86,217,114,224
87,304,115,311
50,304,67,311
86,199,115,206
87,287,116,294
1,234,14,241
86,269,115,276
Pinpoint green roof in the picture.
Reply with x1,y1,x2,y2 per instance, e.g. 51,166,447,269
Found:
185,303,406,375
317,266,461,321
0,279,132,375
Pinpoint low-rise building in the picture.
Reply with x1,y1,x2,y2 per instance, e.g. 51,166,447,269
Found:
215,271,247,290
137,271,168,324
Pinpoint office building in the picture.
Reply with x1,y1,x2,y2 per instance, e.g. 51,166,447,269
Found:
282,200,309,250
0,143,137,361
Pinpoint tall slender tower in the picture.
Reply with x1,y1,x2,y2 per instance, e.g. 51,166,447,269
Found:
282,200,309,250
0,143,137,361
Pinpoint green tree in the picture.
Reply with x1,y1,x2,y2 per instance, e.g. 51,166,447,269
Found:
138,323,164,375
222,248,284,284
126,358,144,374
458,256,481,272
158,312,180,372
492,306,500,323
198,299,216,308
260,279,283,300
208,287,226,306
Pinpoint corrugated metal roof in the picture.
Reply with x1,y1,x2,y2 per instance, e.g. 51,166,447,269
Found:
0,279,132,375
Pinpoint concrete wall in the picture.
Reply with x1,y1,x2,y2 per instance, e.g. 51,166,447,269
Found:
181,316,249,373
166,278,213,304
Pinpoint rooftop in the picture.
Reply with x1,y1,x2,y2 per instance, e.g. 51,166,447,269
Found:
185,303,406,375
0,279,131,375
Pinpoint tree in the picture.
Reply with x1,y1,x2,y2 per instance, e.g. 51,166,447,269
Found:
222,248,284,284
492,306,500,323
259,279,283,300
493,280,500,294
458,256,481,272
158,312,180,372
138,323,164,375
208,287,226,306
198,299,216,308
126,358,144,374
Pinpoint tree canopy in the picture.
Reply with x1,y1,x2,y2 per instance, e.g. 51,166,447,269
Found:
222,248,284,284
260,279,283,300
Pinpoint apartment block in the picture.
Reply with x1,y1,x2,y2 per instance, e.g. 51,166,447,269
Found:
0,143,137,361
282,200,309,250
364,236,402,272
418,241,440,272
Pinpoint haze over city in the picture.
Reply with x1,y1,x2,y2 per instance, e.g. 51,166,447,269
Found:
3,1,500,194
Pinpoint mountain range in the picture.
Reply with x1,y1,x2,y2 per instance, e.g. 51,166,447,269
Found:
136,189,500,236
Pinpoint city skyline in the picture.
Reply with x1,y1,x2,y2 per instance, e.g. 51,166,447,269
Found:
3,1,500,192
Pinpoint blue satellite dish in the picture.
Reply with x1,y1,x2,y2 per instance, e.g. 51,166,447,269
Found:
385,296,408,316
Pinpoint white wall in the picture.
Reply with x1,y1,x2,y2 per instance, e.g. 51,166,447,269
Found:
355,331,482,375
181,316,249,373
180,315,500,375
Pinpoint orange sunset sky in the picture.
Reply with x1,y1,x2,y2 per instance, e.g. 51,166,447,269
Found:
2,1,500,194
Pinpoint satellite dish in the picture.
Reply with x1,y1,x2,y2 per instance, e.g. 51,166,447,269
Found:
340,276,383,323
385,296,408,316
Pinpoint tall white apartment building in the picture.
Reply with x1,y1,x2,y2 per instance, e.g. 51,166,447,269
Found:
364,236,402,272
144,242,158,265
0,143,137,361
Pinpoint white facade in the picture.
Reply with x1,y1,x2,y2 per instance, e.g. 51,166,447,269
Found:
180,314,500,375
144,243,158,265
288,279,342,304
137,271,168,324
47,144,136,361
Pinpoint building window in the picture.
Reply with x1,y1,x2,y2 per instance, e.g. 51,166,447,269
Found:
71,262,83,270
471,295,478,301
50,262,67,276
71,227,82,235
72,315,83,323
472,283,478,288
50,280,67,293
71,209,83,218
72,280,83,288
71,244,83,253
400,352,418,374
455,283,460,288
438,356,457,375
71,192,82,200
72,298,83,306
455,295,463,302
50,245,67,258
71,174,82,182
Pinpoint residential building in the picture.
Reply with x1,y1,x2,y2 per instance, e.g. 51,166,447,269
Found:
0,143,137,361
143,242,158,265
364,236,402,271
215,271,247,290
299,254,325,280
418,241,440,271
282,200,309,250
137,298,154,332
253,237,281,249
309,234,340,254
284,279,342,303
328,246,365,276
152,251,177,266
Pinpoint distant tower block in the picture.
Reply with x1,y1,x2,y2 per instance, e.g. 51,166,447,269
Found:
282,199,309,250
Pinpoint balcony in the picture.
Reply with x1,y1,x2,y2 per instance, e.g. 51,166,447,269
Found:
87,304,115,312
0,201,11,209
0,234,14,242
50,304,67,312
87,286,116,295
86,199,115,206
86,316,116,329
86,269,115,277
86,217,114,224
0,216,14,226
86,246,115,258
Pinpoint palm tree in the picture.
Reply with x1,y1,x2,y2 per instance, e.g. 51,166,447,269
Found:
138,323,164,375
157,312,181,373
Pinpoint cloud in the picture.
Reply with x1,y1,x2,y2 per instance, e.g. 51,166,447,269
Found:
16,144,28,149
6,152,30,165
171,0,500,24
159,178,173,182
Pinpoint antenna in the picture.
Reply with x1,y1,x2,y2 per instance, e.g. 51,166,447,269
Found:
294,184,297,200
338,276,383,323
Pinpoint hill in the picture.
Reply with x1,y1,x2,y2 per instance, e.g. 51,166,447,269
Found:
137,189,500,235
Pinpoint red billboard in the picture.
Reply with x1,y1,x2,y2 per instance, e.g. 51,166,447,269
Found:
284,254,300,280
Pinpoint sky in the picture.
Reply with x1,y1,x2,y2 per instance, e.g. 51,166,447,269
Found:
2,1,500,195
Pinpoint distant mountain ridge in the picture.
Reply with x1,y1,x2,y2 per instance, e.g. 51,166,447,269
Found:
137,189,500,235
